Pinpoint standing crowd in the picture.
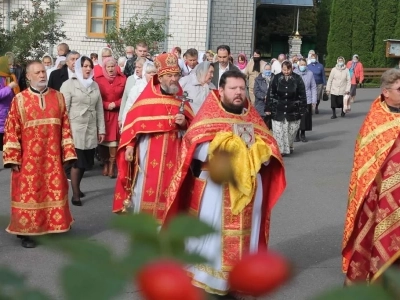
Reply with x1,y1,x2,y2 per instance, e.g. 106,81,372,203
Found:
4,40,393,300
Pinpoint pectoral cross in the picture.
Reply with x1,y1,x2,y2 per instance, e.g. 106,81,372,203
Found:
176,92,193,114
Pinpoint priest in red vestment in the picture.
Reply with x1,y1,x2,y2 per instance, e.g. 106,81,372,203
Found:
342,69,400,285
3,61,77,248
167,70,286,298
112,53,195,224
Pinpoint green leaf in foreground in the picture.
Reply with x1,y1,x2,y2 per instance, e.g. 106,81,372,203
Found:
111,213,159,239
311,285,393,300
61,262,126,300
164,214,216,239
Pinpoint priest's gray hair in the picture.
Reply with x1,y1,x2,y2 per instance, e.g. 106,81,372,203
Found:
195,61,213,83
381,69,400,91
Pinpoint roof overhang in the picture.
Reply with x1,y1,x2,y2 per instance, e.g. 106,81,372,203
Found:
258,0,314,7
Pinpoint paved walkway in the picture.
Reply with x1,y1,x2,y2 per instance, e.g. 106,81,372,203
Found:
0,88,380,300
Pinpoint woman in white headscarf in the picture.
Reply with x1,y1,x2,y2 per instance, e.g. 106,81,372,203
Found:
179,61,216,114
121,62,157,126
60,56,106,206
47,56,66,78
94,47,113,78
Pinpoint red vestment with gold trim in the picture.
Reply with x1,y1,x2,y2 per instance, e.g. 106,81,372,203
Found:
167,90,286,292
112,76,195,224
343,96,400,284
3,88,77,235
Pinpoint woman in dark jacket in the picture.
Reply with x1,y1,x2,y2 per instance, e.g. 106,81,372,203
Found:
265,60,307,156
254,63,273,128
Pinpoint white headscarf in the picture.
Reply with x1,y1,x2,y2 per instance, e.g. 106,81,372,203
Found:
74,56,94,89
54,56,66,68
97,47,113,68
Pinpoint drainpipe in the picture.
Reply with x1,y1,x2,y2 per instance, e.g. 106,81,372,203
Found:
205,0,212,50
164,0,170,52
250,0,257,54
7,0,11,31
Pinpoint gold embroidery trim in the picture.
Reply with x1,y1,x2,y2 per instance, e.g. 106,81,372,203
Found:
11,199,67,210
62,138,74,146
190,278,228,295
358,118,400,150
373,207,400,241
357,141,393,179
381,171,400,194
3,142,21,149
25,118,61,128
122,116,178,132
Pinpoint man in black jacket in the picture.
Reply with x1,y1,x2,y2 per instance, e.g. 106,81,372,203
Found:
48,51,80,91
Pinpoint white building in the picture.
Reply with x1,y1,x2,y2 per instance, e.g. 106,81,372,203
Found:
1,0,312,58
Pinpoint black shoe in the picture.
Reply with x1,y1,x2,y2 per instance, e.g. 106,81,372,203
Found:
79,191,85,198
315,107,319,114
301,135,308,142
331,115,337,119
71,197,82,206
290,149,294,154
21,237,36,248
294,135,300,142
341,112,345,117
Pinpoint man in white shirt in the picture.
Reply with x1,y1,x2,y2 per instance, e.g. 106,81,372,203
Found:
211,45,240,88
271,54,286,75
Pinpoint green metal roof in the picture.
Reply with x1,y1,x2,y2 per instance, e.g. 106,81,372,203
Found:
259,0,314,6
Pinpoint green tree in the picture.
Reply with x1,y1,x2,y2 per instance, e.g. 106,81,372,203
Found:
326,0,353,67
394,1,400,38
105,5,171,57
0,0,67,64
350,0,375,67
315,0,332,60
373,0,398,67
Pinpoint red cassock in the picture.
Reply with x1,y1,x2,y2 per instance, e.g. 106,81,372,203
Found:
3,88,77,235
112,75,195,224
167,90,286,252
96,73,126,142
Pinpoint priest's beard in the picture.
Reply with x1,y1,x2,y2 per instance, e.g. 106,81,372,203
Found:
31,81,48,91
161,83,179,95
221,96,245,115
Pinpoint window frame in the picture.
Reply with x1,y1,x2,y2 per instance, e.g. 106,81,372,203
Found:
86,0,119,38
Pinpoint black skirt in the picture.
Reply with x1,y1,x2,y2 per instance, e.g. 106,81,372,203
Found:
331,94,344,108
74,148,95,169
300,104,312,131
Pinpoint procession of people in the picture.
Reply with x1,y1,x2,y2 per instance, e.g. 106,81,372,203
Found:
4,40,400,300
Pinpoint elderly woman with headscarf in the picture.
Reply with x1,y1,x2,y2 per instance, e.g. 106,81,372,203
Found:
47,56,66,78
179,61,215,114
294,58,317,142
96,57,126,178
60,56,106,206
266,60,307,156
121,62,157,126
5,52,27,91
254,63,273,127
94,47,113,78
346,54,364,103
326,56,351,119
0,56,19,153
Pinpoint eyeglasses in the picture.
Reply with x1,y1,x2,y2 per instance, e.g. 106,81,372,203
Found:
386,87,400,92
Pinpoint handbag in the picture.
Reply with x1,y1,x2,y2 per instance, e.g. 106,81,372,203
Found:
323,91,329,101
343,94,351,113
